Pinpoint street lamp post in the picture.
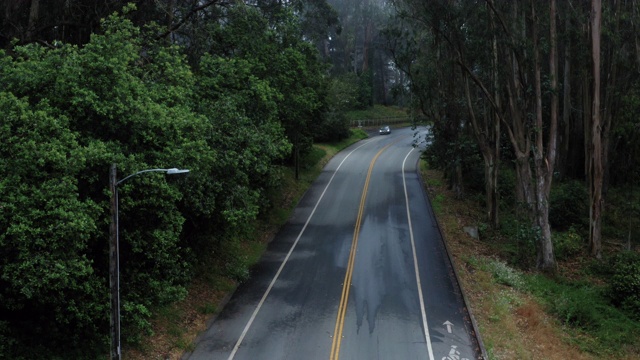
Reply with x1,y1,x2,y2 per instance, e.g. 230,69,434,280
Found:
109,164,189,360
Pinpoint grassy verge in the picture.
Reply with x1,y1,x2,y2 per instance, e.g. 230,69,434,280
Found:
125,128,368,360
420,161,640,359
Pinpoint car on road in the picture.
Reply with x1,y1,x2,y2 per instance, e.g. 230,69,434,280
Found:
379,125,391,135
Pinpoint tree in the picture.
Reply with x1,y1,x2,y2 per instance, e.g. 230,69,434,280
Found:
588,0,603,258
389,0,566,270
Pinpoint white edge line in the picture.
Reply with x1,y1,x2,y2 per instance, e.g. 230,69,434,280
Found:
402,147,435,360
227,140,375,359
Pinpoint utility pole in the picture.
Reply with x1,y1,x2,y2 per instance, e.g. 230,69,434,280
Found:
109,164,121,360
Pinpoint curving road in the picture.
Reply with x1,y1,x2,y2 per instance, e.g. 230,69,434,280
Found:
184,127,483,360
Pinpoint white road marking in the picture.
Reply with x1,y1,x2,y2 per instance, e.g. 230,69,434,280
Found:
443,320,453,334
227,140,376,360
402,147,435,360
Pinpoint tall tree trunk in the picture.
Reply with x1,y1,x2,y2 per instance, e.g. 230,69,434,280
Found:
532,0,558,271
463,71,499,228
588,0,603,259
490,5,501,229
362,21,373,73
601,0,620,199
559,13,572,180
166,0,176,43
26,0,40,41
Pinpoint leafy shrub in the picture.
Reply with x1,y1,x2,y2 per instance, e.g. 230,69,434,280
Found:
549,180,588,230
497,166,517,205
312,111,350,143
499,216,538,268
607,251,640,320
552,227,584,260
526,274,640,353
487,259,525,290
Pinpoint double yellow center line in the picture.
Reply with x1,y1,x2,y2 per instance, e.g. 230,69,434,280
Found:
329,142,393,360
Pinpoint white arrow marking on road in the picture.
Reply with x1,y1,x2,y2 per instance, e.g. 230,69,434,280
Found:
443,320,453,334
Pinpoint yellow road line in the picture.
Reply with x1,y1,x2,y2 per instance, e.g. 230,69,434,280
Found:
329,142,393,360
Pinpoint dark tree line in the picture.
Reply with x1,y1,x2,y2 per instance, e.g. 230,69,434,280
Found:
386,0,640,269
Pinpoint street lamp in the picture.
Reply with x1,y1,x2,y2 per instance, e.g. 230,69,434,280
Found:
109,164,189,360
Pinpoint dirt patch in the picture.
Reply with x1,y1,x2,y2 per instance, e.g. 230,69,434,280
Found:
125,276,233,360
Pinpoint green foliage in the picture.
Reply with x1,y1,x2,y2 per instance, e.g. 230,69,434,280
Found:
328,74,362,111
0,92,107,357
344,104,409,121
497,166,517,205
498,216,539,268
356,71,373,110
552,227,584,261
602,186,640,244
485,259,526,290
311,110,350,142
526,274,640,354
549,180,588,230
431,194,445,214
205,4,329,161
0,4,322,356
606,251,640,320
302,147,327,170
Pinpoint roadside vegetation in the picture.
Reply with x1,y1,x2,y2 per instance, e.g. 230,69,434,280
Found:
421,162,640,359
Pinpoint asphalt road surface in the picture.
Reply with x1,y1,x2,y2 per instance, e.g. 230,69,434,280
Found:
185,126,483,360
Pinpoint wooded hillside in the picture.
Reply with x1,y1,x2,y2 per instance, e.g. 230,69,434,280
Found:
1,0,639,358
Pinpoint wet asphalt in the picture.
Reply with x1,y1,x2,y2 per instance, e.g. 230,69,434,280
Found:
184,127,482,360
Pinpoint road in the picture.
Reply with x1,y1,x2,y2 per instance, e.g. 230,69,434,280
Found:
184,126,483,360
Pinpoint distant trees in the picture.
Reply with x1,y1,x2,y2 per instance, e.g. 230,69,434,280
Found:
387,0,640,270
325,0,403,107
0,2,338,357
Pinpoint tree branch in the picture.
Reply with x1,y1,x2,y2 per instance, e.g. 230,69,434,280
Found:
155,0,225,40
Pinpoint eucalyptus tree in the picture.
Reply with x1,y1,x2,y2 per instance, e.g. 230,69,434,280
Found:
389,0,564,270
326,0,397,107
585,0,640,258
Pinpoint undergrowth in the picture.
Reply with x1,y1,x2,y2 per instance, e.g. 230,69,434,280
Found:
423,163,640,358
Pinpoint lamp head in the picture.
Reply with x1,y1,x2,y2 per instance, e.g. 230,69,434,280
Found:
166,168,190,175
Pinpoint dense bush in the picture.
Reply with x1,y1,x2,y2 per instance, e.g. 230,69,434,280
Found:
0,4,328,357
497,166,517,205
499,216,538,268
549,180,588,230
311,111,351,142
607,251,640,320
527,274,640,352
552,227,584,261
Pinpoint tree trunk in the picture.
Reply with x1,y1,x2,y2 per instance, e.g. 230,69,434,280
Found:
533,0,558,271
26,0,40,41
166,0,175,43
588,0,603,259
559,14,572,180
463,72,498,228
490,6,501,229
